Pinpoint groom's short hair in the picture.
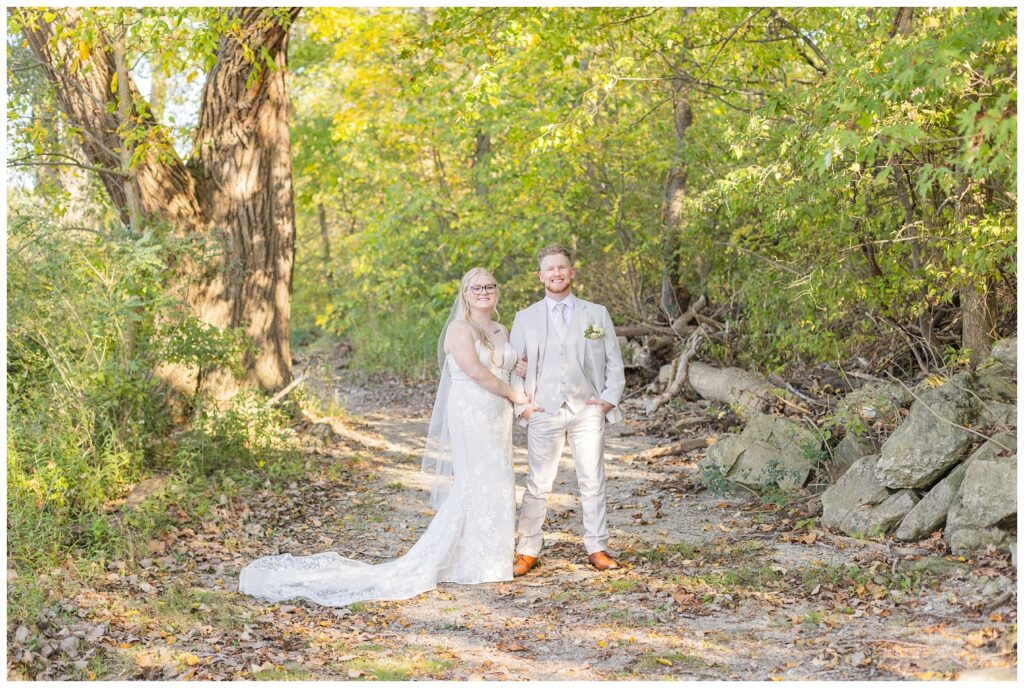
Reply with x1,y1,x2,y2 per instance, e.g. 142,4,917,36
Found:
538,244,573,268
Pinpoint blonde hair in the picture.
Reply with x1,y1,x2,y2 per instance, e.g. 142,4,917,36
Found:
538,243,573,268
457,267,500,356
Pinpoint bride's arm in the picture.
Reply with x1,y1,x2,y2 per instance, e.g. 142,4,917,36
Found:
446,322,528,403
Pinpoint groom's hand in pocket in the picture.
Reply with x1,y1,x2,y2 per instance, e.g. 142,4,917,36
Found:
586,398,614,414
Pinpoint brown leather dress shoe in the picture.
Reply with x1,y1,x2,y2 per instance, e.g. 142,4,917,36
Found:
512,554,539,577
587,551,620,571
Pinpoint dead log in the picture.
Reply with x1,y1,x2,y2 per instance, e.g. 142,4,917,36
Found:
687,361,780,418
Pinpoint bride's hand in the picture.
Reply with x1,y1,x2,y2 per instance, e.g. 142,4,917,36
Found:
509,388,530,405
515,355,528,378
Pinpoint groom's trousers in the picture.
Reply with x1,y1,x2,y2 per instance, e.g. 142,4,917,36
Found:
516,403,609,556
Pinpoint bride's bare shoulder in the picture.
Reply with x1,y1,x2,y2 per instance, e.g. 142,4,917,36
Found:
444,320,474,351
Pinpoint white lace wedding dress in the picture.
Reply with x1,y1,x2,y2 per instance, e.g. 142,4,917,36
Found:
238,341,517,606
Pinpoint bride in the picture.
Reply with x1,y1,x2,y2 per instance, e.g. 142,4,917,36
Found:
238,268,528,606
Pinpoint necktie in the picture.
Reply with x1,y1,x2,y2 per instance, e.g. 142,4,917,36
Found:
554,303,568,339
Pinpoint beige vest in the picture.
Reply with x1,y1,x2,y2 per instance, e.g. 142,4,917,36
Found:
534,307,596,414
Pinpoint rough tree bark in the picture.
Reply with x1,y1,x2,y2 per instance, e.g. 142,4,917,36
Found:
23,7,301,399
658,7,696,321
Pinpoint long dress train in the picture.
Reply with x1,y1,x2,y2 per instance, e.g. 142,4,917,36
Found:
238,341,517,606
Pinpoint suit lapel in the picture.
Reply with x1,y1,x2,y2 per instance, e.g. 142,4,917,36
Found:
575,299,589,363
533,301,547,373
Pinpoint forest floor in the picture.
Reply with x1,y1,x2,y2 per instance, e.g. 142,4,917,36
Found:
8,368,1018,680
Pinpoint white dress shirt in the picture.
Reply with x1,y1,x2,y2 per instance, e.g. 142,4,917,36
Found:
544,293,576,327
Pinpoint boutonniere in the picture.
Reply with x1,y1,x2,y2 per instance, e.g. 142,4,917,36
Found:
584,324,605,340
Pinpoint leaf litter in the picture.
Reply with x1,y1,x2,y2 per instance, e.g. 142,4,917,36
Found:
7,375,1017,680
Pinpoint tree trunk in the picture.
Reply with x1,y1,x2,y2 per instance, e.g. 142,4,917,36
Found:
23,7,300,399
659,8,696,321
317,202,332,282
150,64,168,123
961,280,996,367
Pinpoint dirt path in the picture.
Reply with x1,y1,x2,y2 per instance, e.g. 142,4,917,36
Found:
11,376,1016,680
225,376,1015,680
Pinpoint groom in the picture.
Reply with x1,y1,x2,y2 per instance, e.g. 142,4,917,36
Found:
509,244,626,575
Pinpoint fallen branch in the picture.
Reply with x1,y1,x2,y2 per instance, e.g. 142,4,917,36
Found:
670,293,707,332
616,323,696,338
767,373,823,405
644,326,706,414
674,416,709,430
979,588,1015,612
267,374,307,406
818,532,929,557
618,294,709,338
623,437,710,462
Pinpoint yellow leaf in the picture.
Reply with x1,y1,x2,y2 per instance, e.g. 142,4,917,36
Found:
595,639,607,647
656,657,673,667
88,671,97,680
78,42,90,62
181,653,200,666
110,73,118,95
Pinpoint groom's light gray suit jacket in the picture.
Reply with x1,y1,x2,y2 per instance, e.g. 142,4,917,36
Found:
510,297,626,427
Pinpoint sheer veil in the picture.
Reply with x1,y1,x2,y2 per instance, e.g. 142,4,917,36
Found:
420,295,461,508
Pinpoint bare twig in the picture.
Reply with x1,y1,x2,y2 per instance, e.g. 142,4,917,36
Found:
886,374,1013,453
266,374,307,407
644,326,706,414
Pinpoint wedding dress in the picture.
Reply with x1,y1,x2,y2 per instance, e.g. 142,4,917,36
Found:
238,340,517,606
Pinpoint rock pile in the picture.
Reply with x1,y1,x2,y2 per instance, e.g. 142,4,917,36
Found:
820,338,1017,555
703,414,823,490
697,337,1016,557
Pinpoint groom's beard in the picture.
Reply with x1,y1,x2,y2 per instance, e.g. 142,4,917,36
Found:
545,279,572,296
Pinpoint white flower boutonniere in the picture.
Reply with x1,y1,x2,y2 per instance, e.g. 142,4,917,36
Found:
584,324,605,340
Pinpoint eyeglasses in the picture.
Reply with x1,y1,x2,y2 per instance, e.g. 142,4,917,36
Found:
467,283,497,295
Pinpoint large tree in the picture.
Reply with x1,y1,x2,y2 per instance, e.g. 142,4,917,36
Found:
17,7,301,399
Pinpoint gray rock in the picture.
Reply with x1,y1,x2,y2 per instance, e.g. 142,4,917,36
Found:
834,381,912,426
657,362,674,389
949,527,1015,556
821,455,893,532
989,336,1017,372
828,433,877,481
895,556,971,577
895,463,968,541
843,490,920,538
946,446,1017,555
875,372,978,489
894,432,1015,541
702,413,822,489
974,370,1016,402
968,431,1017,463
951,457,1016,530
978,401,1016,426
704,433,745,474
